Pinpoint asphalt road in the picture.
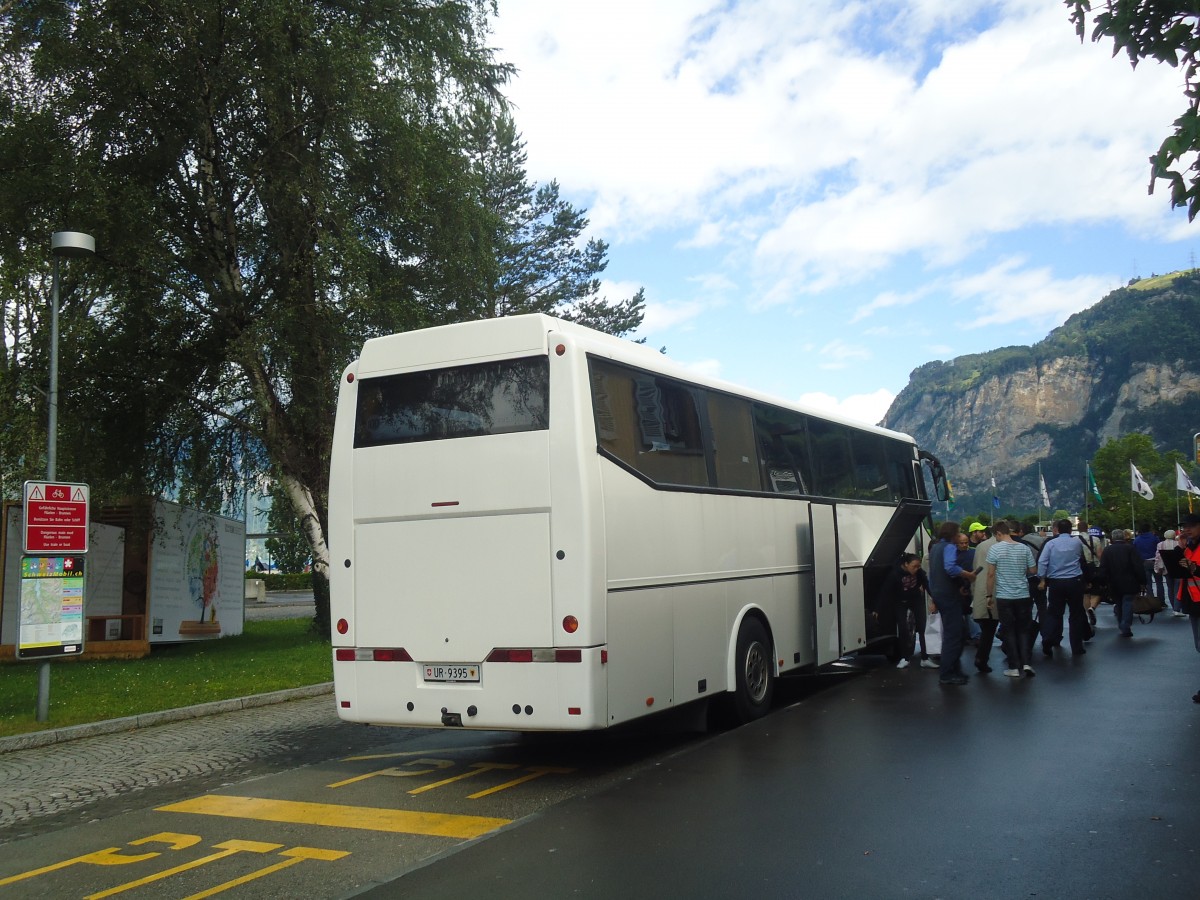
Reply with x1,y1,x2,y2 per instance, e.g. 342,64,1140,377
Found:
3,603,1198,899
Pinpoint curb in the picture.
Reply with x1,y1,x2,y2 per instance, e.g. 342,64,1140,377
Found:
0,682,334,754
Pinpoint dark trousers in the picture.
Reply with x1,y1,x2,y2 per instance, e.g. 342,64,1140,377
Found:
998,598,1034,670
974,617,1000,668
1045,576,1088,652
1028,579,1047,654
898,600,928,660
933,593,965,678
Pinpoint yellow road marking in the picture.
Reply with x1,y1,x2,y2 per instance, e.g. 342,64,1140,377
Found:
0,850,123,887
84,840,281,899
342,743,519,762
158,795,510,839
180,847,350,900
408,762,520,795
0,833,201,887
468,766,576,799
130,833,203,851
328,758,455,789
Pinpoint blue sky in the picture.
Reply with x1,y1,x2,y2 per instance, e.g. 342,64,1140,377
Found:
490,0,1197,425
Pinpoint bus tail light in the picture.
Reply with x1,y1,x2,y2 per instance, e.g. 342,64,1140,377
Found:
486,648,534,662
336,619,349,635
485,648,582,663
562,615,579,634
335,647,413,662
373,648,413,662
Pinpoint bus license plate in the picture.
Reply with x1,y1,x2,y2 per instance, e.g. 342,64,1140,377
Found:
423,664,480,683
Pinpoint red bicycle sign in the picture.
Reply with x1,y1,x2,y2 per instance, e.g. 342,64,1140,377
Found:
24,481,90,554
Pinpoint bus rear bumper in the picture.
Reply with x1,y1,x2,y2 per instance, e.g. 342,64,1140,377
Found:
333,646,608,731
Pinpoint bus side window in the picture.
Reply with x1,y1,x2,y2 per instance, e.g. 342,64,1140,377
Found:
883,438,920,500
632,375,708,486
807,418,854,499
707,392,762,492
589,359,708,488
753,404,812,496
848,430,889,501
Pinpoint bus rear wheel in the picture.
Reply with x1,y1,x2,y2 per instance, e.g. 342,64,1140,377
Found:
731,616,774,723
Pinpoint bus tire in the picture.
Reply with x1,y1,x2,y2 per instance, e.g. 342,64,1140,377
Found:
731,616,774,723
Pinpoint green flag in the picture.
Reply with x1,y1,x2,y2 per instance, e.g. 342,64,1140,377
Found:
1087,464,1103,504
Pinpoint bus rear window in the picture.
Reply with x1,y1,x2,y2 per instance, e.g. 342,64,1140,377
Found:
354,356,549,447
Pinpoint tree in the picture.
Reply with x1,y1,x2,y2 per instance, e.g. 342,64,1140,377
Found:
0,0,512,635
1068,1,1200,220
463,106,645,333
1088,432,1187,530
0,1,646,636
264,482,313,574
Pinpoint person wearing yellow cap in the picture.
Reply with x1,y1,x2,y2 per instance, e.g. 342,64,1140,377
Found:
967,522,989,547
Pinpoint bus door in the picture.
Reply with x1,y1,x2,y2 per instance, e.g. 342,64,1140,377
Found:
809,502,842,666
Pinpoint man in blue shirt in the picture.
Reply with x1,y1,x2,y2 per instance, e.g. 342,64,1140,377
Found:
1133,523,1163,601
1037,519,1089,657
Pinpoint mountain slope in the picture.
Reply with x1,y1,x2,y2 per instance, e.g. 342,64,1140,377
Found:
880,271,1200,512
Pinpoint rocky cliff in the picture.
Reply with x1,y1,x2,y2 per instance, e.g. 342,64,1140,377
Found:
880,271,1200,512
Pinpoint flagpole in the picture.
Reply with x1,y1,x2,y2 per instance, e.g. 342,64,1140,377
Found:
1039,464,1045,526
1084,460,1089,526
1129,459,1135,532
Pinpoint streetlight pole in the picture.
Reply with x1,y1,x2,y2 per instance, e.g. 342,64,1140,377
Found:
47,231,95,481
36,231,94,722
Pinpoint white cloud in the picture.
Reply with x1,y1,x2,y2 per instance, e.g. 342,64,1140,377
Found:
637,297,710,333
495,0,1186,299
950,258,1118,329
676,357,725,379
798,388,896,426
817,338,871,370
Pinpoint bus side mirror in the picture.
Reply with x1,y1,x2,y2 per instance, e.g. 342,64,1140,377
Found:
918,451,950,502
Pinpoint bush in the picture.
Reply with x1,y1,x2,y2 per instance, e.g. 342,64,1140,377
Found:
244,571,311,591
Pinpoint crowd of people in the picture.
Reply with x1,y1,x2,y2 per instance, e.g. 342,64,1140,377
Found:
873,512,1200,700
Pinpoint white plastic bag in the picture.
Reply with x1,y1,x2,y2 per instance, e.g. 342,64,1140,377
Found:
924,611,943,657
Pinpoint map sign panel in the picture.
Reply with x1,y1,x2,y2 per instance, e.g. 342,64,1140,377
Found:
17,555,85,659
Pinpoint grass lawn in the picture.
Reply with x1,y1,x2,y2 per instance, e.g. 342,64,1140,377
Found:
0,618,332,738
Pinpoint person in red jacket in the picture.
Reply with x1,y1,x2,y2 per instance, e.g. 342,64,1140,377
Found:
1177,513,1200,702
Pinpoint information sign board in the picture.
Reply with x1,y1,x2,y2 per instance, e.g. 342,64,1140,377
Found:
16,555,85,659
24,481,89,554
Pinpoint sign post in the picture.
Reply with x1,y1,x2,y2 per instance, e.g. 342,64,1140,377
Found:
22,481,90,721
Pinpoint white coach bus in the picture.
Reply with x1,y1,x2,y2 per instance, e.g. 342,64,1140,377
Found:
329,314,947,731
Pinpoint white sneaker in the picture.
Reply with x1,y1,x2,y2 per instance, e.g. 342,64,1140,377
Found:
1173,611,1188,618
895,658,910,669
1003,668,1021,677
1023,664,1036,677
919,658,938,669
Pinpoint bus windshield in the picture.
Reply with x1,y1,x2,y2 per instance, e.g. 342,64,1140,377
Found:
354,355,549,448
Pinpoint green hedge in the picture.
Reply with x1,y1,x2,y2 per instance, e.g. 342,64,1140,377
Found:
244,572,311,591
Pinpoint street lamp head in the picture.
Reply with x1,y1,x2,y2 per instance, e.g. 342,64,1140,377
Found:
51,231,95,258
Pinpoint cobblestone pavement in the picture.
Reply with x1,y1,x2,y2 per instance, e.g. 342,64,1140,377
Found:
0,694,400,843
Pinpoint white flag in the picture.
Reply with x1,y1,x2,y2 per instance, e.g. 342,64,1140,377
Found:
1130,462,1154,500
991,476,997,489
1178,462,1200,497
1039,473,1051,507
